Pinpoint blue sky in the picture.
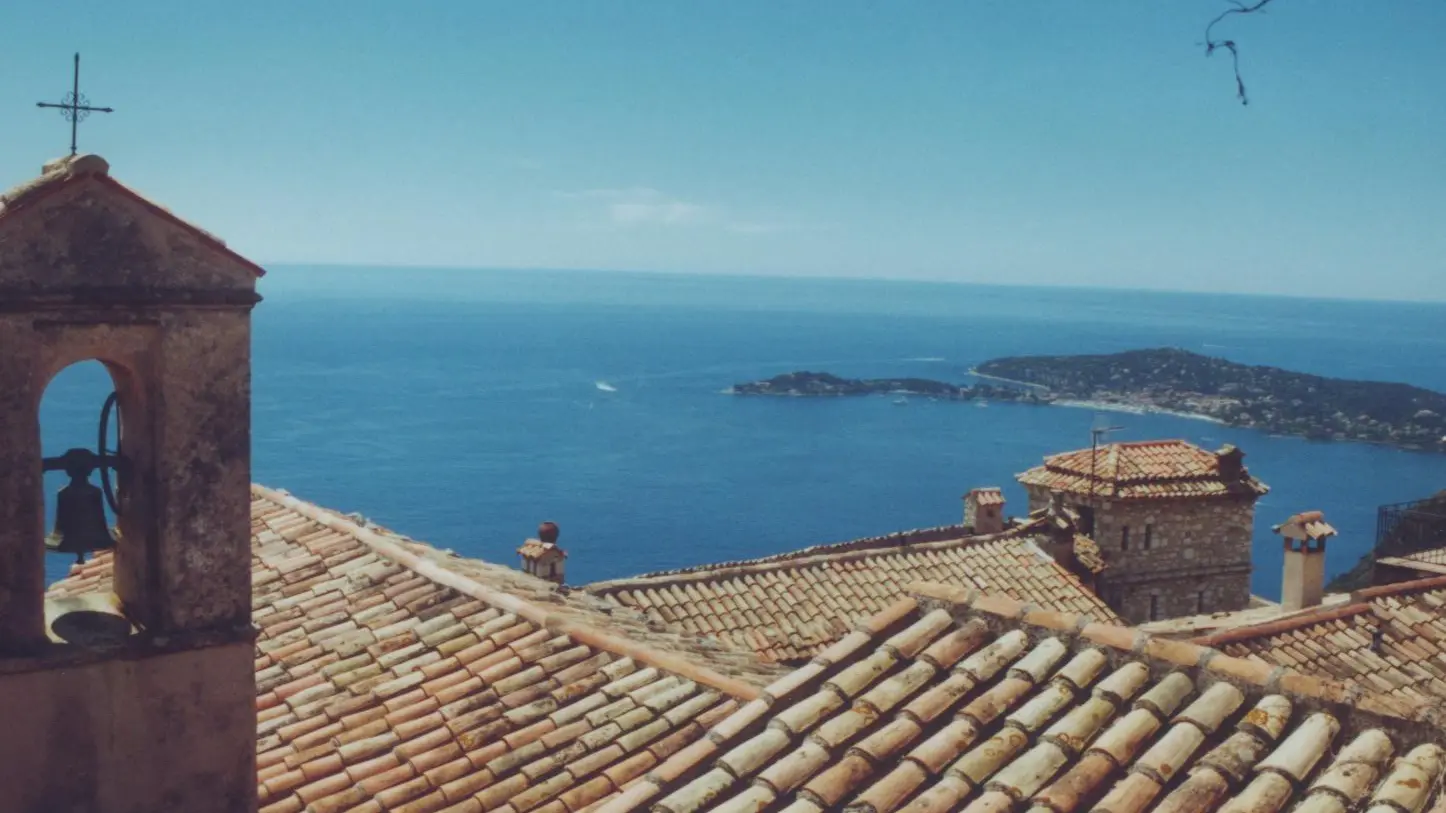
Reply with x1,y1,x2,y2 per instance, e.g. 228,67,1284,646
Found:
3,2,1444,300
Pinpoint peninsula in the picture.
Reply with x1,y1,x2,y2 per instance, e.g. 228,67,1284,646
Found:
728,371,1044,403
732,348,1446,452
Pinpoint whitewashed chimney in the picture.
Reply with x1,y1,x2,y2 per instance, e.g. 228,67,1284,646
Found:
964,487,1006,535
1275,511,1335,611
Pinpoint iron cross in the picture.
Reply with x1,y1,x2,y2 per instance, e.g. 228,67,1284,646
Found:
36,53,114,157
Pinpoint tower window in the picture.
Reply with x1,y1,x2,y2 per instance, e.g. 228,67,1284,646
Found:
1144,524,1154,550
1120,525,1130,551
1149,594,1160,621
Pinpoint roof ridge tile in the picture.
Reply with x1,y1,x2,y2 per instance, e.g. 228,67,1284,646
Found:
587,582,1446,813
907,581,1430,723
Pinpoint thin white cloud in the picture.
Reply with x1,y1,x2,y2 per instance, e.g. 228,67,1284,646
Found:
725,221,785,235
610,200,708,225
555,187,714,227
554,186,798,233
553,187,663,201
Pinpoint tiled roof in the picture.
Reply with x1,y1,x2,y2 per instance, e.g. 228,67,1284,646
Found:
585,521,1121,665
1377,544,1446,578
1195,575,1446,705
1397,545,1446,567
588,582,1444,813
1274,511,1337,541
518,539,564,561
1072,534,1105,574
48,485,788,813
968,488,1005,507
1137,593,1357,640
1017,440,1269,500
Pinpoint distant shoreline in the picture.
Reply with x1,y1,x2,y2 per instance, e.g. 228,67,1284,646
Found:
967,370,1223,423
732,348,1446,454
1052,399,1225,424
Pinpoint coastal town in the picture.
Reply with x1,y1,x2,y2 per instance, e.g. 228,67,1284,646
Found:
732,347,1446,453
5,152,1446,812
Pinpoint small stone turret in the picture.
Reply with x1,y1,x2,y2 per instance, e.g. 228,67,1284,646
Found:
964,487,1005,535
1016,439,1270,623
519,521,567,584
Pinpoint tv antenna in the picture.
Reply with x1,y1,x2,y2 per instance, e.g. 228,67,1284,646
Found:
1088,414,1125,503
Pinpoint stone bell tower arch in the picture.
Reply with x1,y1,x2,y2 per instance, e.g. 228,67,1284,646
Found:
0,154,263,812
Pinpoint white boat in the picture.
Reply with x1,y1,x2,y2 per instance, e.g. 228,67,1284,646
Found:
594,381,618,393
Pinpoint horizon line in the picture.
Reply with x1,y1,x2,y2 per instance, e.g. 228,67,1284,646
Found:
252,261,1446,308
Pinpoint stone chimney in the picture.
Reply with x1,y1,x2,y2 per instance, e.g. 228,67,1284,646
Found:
1275,510,1336,611
1216,444,1245,481
518,521,567,584
964,488,1005,535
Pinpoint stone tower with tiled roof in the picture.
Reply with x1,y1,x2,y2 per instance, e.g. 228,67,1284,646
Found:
0,155,264,812
1018,439,1269,623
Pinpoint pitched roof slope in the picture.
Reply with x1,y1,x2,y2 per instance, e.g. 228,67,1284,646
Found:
0,153,266,277
1017,440,1269,500
588,583,1445,813
1377,543,1446,577
1194,575,1446,705
49,485,787,813
584,521,1121,664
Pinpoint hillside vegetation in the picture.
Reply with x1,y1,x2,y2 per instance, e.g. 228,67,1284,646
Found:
977,348,1446,451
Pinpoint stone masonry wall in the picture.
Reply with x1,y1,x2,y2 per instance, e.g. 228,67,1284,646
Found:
0,640,256,813
0,162,259,646
1095,496,1256,622
1025,485,1256,623
1106,570,1251,624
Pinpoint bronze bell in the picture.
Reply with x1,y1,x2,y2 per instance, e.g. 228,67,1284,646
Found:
44,449,118,565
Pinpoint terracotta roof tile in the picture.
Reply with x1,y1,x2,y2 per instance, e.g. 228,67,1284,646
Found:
585,521,1119,664
1274,510,1338,541
1378,543,1446,578
587,581,1444,813
1016,440,1269,500
517,540,564,562
968,487,1005,507
46,478,1433,813
47,485,786,813
1196,575,1446,704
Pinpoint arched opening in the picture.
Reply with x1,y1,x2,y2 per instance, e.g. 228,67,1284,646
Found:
39,360,122,588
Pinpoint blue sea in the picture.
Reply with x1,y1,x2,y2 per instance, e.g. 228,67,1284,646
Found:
40,268,1446,599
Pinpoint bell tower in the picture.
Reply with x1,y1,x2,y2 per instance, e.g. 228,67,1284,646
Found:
0,155,262,812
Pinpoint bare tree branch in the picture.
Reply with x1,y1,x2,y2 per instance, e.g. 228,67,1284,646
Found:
1204,0,1276,105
